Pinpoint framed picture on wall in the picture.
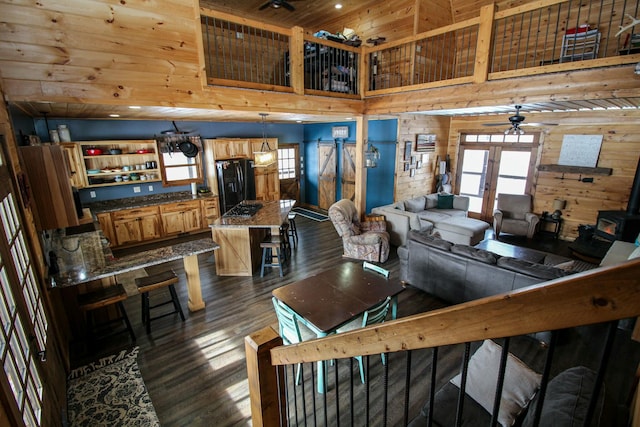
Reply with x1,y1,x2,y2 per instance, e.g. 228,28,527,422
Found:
410,168,416,177
404,141,412,161
416,134,436,152
404,162,410,171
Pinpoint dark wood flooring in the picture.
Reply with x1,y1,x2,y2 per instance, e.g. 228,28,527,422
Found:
69,219,639,426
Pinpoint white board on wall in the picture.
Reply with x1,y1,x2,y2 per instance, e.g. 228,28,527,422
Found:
558,134,603,167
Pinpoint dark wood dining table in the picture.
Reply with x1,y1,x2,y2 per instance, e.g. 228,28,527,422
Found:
272,261,405,392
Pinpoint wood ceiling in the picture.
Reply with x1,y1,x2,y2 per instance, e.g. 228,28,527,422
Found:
199,0,381,30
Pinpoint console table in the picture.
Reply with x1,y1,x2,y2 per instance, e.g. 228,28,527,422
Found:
537,216,562,239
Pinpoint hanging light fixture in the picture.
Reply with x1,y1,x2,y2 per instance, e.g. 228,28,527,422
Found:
364,142,380,168
253,113,277,168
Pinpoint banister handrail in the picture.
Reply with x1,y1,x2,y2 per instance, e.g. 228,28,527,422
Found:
270,259,640,365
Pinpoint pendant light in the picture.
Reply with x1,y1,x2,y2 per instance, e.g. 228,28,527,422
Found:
253,113,277,167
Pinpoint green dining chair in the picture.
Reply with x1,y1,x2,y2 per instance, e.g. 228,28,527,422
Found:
336,296,392,384
272,297,317,385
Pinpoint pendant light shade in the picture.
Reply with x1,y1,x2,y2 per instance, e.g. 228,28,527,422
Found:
253,113,277,167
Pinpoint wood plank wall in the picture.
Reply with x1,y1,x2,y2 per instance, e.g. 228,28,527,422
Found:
395,114,451,202
449,110,640,240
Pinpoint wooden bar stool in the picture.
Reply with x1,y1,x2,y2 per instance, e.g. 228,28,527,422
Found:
279,222,292,259
260,235,284,278
288,212,298,248
135,270,185,334
77,283,136,342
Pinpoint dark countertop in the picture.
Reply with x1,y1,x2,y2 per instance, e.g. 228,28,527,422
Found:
85,191,217,214
212,199,295,228
47,226,219,287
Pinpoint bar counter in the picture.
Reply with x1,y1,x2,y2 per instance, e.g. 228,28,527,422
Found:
48,226,219,311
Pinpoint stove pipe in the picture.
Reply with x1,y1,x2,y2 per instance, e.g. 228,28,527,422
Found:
628,157,640,215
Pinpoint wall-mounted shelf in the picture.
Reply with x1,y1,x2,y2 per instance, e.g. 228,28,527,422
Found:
538,164,612,175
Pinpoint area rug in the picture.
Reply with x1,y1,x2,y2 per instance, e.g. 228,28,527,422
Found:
292,207,329,222
67,346,159,426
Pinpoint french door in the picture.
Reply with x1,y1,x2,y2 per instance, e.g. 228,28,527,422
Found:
456,132,539,222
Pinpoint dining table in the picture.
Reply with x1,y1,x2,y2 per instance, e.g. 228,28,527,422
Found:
271,261,405,393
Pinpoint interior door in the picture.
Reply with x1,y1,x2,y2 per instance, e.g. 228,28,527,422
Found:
278,144,300,202
318,142,337,210
0,141,66,426
341,143,356,201
456,132,539,222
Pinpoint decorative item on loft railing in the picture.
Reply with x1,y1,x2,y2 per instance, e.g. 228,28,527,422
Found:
364,143,380,168
254,113,277,168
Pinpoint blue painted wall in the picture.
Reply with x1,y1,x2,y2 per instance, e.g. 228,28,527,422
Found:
29,118,304,203
303,120,397,213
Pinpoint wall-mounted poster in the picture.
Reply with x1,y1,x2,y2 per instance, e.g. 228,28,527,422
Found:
558,135,603,167
416,134,436,152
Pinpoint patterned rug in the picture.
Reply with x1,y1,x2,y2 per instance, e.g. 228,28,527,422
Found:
67,347,159,426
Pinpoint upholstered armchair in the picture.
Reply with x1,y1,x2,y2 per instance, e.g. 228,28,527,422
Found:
493,194,540,239
328,199,390,263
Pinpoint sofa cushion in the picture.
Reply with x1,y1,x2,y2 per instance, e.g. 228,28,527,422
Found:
425,194,438,209
451,245,498,264
408,230,453,251
497,257,568,280
437,193,454,209
417,210,452,224
405,196,426,213
450,339,541,427
522,366,603,427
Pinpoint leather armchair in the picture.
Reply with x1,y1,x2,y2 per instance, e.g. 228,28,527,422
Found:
328,199,390,263
493,194,539,239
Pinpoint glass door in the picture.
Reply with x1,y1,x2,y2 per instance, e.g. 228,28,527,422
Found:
456,133,539,222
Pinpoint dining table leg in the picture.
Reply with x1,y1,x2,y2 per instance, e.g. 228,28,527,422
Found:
317,332,328,394
183,254,205,311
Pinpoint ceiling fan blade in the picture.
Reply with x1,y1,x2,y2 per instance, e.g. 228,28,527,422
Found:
259,1,271,10
482,123,508,126
282,1,295,11
521,122,559,126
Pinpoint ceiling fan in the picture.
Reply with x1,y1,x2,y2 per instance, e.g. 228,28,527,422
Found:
259,0,299,11
483,105,557,134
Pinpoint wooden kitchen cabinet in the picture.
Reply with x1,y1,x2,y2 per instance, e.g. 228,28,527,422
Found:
213,139,251,159
19,145,80,230
201,197,219,226
112,206,162,246
61,143,88,188
96,212,116,246
251,140,280,201
160,200,202,235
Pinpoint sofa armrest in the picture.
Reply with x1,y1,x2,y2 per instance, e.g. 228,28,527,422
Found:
361,220,386,232
600,240,637,266
452,195,470,212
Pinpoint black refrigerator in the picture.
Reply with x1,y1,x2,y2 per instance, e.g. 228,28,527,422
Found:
216,159,256,214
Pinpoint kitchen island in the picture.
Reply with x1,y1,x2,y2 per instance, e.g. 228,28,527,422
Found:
211,199,295,276
48,226,219,311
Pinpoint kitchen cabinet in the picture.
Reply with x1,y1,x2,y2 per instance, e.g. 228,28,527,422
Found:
80,140,161,187
19,145,80,230
61,143,88,188
112,206,162,246
251,140,280,201
213,139,251,159
160,200,202,235
201,197,219,226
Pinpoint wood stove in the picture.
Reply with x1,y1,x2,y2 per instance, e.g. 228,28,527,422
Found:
595,157,640,243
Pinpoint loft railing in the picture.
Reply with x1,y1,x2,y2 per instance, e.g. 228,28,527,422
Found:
201,0,640,99
246,259,640,426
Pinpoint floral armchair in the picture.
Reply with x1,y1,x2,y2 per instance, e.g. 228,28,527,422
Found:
328,199,390,263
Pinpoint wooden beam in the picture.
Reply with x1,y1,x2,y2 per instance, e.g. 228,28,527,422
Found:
473,4,495,84
354,116,367,217
290,27,304,96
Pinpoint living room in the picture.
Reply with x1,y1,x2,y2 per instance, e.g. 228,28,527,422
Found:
1,0,640,425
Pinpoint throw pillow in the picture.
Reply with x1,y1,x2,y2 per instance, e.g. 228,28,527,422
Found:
451,245,498,264
521,366,603,427
404,196,426,213
437,193,454,209
629,245,640,260
450,339,541,427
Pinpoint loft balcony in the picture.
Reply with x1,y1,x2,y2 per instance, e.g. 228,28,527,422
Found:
201,0,640,108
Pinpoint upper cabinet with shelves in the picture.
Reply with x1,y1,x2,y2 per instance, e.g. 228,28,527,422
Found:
79,140,161,187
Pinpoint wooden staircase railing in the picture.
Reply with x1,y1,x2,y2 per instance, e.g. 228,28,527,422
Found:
246,258,640,426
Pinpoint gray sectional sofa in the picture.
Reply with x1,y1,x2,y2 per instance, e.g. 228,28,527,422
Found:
398,229,572,304
371,193,471,246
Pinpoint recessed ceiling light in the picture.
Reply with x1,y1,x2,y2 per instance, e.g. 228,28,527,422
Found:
109,114,120,118
296,120,302,123
129,106,141,109
335,4,343,9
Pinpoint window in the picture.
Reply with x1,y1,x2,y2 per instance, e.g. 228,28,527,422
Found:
278,147,297,180
156,137,204,187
